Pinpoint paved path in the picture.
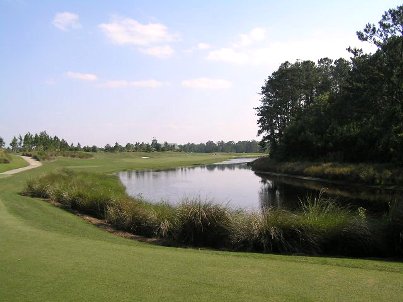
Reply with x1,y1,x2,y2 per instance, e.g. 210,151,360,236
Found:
0,156,42,175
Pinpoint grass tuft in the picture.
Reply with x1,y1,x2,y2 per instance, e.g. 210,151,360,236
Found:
176,198,232,247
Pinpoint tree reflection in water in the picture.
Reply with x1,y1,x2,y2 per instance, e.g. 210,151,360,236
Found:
118,158,398,214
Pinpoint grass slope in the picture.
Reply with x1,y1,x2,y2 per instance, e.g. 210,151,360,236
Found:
0,154,28,173
1,152,402,301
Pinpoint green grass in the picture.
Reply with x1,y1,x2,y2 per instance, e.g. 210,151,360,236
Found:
0,153,29,173
1,152,403,301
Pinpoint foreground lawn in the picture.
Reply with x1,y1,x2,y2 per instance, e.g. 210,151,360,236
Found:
0,154,28,173
0,152,402,301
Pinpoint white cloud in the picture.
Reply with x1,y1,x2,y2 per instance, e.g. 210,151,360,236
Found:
181,78,232,90
66,71,98,81
234,27,266,48
197,42,211,50
206,27,268,65
207,29,374,68
99,17,177,46
102,79,163,88
207,48,249,64
53,12,81,31
139,45,174,58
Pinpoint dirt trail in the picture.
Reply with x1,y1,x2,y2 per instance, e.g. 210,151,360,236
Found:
0,156,42,175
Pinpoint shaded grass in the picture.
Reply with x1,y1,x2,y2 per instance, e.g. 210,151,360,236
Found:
23,169,402,257
251,157,403,186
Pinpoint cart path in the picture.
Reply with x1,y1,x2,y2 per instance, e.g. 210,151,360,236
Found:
0,156,42,175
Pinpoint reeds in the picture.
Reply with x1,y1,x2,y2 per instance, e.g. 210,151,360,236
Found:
23,170,403,257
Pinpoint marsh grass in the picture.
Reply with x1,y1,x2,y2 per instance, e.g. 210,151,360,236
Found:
176,198,232,247
24,169,125,218
22,150,93,161
23,169,403,257
0,149,11,164
251,157,403,186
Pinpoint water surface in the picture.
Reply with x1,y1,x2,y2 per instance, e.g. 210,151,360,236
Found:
118,158,401,213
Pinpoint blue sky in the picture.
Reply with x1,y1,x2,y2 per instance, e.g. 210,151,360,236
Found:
1,0,401,146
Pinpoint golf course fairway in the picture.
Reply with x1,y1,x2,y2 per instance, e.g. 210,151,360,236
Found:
1,152,402,301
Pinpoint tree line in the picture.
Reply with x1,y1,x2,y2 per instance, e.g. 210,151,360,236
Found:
256,5,402,163
0,132,262,154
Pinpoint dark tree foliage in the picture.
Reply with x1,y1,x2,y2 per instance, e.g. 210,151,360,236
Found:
179,140,261,153
9,131,81,152
256,58,350,153
256,5,402,163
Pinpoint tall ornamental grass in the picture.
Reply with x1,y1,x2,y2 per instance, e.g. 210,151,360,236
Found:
23,170,403,257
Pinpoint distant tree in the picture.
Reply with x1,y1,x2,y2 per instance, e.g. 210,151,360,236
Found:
104,144,112,152
125,143,134,152
113,142,123,152
0,137,5,149
23,132,33,150
10,136,18,152
151,138,161,151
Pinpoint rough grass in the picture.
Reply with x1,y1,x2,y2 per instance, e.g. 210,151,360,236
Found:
0,153,29,173
21,150,93,161
1,152,403,301
0,149,11,163
250,157,403,186
23,169,402,257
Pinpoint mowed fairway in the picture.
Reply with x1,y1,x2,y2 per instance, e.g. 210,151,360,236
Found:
0,152,402,301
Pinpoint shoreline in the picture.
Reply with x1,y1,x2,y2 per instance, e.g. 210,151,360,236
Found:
250,157,403,189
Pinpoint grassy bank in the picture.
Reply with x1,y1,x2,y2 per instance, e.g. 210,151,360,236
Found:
250,157,403,187
0,152,28,173
0,149,11,163
23,169,403,257
1,152,403,301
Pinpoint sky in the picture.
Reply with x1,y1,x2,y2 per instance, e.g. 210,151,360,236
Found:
0,0,401,146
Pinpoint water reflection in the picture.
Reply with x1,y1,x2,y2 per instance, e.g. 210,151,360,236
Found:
118,158,401,213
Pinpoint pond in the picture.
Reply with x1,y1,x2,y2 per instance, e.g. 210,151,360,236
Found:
118,158,401,214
